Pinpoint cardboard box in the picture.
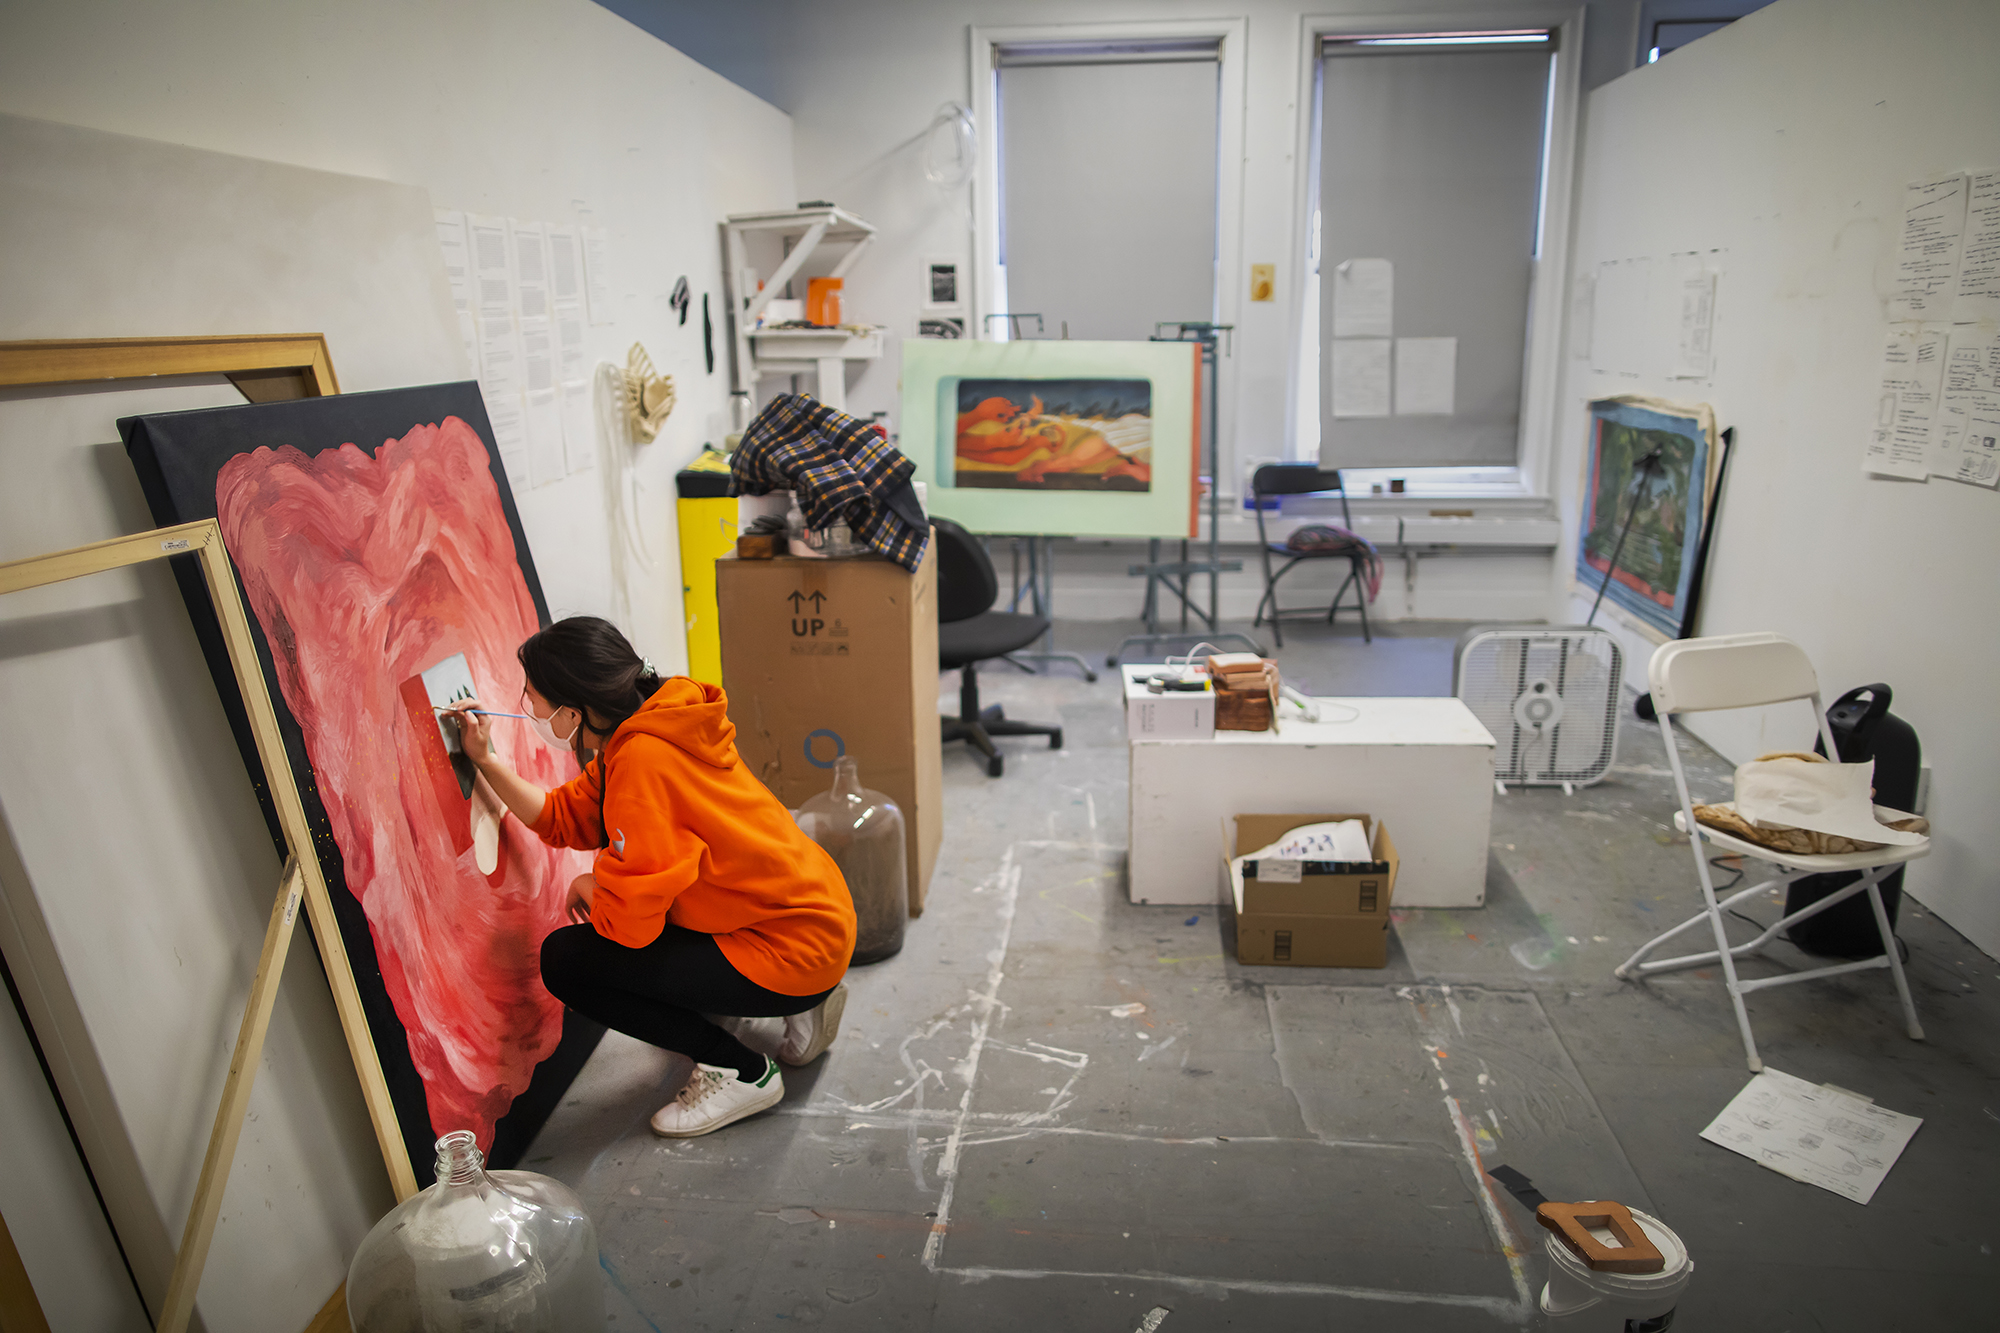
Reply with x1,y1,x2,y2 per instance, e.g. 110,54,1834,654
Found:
717,542,942,913
1122,666,1214,740
1225,813,1400,968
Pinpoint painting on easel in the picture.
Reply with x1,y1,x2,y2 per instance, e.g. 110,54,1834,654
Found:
901,338,1200,539
953,377,1153,491
122,384,602,1186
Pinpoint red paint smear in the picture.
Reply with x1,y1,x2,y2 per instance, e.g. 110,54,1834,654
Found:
217,417,587,1149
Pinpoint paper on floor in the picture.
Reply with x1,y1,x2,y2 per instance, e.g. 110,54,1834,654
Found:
1699,1067,1921,1204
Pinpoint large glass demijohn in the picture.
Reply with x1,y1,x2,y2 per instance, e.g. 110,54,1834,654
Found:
796,755,907,963
346,1131,603,1331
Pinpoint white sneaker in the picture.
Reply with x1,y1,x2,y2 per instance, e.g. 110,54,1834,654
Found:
649,1059,783,1138
778,981,847,1066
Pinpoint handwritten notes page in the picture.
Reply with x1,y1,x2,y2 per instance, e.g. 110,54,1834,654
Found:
1701,1068,1922,1205
1866,169,2000,486
1934,327,2000,486
1866,323,1947,479
1890,175,1967,321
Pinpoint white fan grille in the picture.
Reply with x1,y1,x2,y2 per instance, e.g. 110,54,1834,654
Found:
1454,627,1624,786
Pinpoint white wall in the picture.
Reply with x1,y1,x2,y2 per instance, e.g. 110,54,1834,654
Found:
0,2,795,1326
1550,0,2000,955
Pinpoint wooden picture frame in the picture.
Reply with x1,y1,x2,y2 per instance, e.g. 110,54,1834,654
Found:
0,335,376,1332
0,333,340,400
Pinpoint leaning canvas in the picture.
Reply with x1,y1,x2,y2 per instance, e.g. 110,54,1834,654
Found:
1574,396,1718,637
122,383,602,1186
902,340,1199,537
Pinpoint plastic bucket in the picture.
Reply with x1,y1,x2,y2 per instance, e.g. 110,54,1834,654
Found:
1539,1207,1693,1330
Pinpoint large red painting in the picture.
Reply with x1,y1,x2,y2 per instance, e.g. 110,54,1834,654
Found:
123,384,601,1184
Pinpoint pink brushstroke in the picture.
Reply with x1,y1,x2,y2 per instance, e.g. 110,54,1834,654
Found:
218,417,585,1149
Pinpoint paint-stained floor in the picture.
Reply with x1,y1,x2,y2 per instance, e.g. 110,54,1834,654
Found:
525,620,1998,1331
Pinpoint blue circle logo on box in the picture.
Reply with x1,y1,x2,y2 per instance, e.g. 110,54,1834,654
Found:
804,729,845,768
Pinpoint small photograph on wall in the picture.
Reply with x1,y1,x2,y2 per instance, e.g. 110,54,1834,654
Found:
954,378,1153,491
918,316,966,339
121,383,603,1187
1575,395,1716,637
924,257,963,309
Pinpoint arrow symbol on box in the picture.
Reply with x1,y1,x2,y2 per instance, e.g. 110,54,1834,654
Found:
787,591,805,611
808,591,827,611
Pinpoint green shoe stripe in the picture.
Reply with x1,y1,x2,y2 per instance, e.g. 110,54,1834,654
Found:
755,1057,778,1088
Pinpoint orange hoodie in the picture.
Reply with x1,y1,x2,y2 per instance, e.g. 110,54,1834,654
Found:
529,678,856,996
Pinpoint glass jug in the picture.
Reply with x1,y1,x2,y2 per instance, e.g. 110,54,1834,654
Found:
346,1131,603,1332
796,755,907,963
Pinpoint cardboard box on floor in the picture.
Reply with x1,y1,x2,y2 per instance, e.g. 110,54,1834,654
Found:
1225,813,1400,967
717,541,942,914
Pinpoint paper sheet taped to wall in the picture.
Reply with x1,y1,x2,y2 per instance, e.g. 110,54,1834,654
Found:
1889,175,1968,322
1864,322,1946,479
1331,338,1392,417
1955,170,2000,324
1932,325,2000,487
1332,258,1393,339
1394,337,1456,415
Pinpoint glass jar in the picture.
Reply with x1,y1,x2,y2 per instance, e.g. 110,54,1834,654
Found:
796,755,907,963
346,1131,603,1332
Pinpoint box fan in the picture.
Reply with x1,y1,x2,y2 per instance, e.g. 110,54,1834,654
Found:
1453,625,1623,793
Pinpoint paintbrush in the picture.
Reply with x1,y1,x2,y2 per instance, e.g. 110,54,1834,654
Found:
434,705,533,720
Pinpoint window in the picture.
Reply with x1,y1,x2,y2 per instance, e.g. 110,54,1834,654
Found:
991,38,1220,340
1296,29,1559,477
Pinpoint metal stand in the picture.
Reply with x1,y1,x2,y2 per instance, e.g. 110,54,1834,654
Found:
1111,322,1260,668
999,534,1097,681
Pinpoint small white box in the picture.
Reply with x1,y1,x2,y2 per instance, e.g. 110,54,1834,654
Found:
1123,666,1214,740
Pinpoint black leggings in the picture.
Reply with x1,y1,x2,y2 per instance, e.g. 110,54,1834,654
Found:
539,923,834,1073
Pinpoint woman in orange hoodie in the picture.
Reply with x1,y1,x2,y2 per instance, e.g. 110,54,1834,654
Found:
445,616,856,1138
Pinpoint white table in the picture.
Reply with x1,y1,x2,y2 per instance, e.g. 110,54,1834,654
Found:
1127,695,1497,908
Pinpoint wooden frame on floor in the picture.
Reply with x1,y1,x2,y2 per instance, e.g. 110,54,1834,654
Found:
0,334,369,1331
0,522,341,1332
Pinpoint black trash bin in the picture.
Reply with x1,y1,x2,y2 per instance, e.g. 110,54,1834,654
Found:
1783,684,1922,958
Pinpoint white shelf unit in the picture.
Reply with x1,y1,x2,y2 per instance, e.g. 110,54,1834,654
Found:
722,206,880,416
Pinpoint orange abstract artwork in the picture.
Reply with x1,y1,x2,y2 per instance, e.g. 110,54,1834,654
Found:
953,378,1152,492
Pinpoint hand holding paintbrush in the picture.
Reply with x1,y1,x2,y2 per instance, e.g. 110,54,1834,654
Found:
436,698,501,766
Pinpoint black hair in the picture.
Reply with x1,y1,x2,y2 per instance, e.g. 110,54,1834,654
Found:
517,616,665,740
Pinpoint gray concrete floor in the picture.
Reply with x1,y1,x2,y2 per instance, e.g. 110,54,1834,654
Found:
526,620,1998,1331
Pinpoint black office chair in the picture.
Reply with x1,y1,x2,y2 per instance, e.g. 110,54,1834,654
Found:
934,517,1062,777
1251,463,1372,647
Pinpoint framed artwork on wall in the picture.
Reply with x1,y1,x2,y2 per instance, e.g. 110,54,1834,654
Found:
923,256,965,311
900,339,1200,537
121,382,603,1189
1574,395,1720,638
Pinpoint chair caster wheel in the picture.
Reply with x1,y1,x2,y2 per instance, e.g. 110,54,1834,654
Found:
986,755,1004,778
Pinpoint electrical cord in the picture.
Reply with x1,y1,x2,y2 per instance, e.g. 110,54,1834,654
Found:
1710,853,1911,963
1586,446,1664,627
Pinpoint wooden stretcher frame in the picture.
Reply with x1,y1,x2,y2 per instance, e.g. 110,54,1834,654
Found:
0,522,358,1331
0,336,388,1332
0,332,341,399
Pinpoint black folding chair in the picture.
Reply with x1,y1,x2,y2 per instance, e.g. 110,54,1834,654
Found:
1250,464,1371,647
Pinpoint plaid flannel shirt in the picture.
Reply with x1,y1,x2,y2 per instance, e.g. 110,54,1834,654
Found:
730,394,929,571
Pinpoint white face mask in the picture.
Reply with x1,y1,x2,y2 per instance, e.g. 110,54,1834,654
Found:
527,699,580,753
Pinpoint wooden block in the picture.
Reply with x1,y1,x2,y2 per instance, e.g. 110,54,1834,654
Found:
1535,1200,1665,1273
736,532,781,559
1211,658,1277,731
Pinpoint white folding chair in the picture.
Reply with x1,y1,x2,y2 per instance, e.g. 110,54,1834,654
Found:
1615,632,1926,1071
